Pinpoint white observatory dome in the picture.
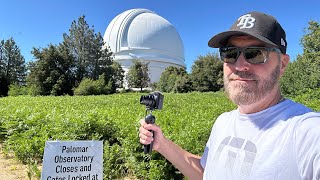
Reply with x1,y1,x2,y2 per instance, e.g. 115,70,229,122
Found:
103,8,186,83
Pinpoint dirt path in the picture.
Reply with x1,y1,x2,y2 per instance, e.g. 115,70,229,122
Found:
0,144,30,180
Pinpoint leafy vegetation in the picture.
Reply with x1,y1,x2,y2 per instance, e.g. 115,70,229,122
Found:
27,44,75,96
281,20,320,96
1,18,319,97
1,90,320,179
26,16,122,96
190,53,223,92
73,74,113,95
0,16,319,179
291,88,320,111
0,92,235,179
126,59,150,91
0,38,26,96
155,53,223,93
157,66,191,93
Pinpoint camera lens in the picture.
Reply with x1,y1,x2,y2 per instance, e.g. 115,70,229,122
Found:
140,95,156,108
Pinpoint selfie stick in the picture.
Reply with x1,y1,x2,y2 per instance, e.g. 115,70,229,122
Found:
144,111,155,154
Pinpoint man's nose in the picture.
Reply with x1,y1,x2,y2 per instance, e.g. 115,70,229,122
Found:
234,52,250,71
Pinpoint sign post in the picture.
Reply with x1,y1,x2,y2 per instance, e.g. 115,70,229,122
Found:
41,140,103,180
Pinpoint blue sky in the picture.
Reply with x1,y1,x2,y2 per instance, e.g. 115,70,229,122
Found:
1,0,319,72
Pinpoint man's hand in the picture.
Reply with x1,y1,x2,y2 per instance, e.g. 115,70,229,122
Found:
139,119,203,179
139,119,165,152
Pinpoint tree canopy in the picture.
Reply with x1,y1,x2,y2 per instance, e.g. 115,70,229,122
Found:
1,17,319,97
281,20,320,96
0,38,26,96
157,66,191,93
126,59,150,91
26,15,122,96
190,52,223,92
27,44,74,95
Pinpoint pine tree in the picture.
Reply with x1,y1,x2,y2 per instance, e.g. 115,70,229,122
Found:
0,38,26,96
3,38,26,85
62,15,105,83
27,15,123,95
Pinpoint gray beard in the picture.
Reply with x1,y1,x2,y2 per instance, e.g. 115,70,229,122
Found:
224,63,280,106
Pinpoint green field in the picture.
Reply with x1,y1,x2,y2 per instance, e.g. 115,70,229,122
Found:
0,91,319,179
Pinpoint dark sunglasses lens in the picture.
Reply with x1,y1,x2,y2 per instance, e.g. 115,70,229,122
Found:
244,48,267,64
220,48,239,63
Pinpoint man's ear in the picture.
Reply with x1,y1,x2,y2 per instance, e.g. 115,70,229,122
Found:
280,54,290,76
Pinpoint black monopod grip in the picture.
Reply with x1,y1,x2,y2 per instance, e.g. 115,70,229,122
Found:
144,114,156,154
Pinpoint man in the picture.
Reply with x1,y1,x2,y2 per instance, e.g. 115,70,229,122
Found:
139,11,320,180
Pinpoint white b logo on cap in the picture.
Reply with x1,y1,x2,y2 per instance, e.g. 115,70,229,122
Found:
281,38,286,46
237,14,255,29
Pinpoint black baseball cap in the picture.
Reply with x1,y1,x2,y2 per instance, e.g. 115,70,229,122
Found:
208,11,287,54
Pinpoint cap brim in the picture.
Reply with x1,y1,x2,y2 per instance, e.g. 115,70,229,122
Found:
208,30,277,48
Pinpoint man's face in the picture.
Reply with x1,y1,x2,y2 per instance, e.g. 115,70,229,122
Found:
223,36,282,106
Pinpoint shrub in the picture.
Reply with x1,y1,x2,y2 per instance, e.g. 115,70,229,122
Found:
74,75,112,95
0,93,253,179
8,83,28,96
27,84,42,96
158,66,189,93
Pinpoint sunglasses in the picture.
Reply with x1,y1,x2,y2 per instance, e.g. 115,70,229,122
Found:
219,46,281,64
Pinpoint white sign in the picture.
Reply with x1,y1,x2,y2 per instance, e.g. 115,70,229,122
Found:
41,140,103,180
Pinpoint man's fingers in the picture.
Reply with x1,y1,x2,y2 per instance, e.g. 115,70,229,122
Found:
139,128,153,138
139,133,154,144
140,138,151,145
139,125,153,135
139,118,162,146
139,129,154,144
140,119,146,126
